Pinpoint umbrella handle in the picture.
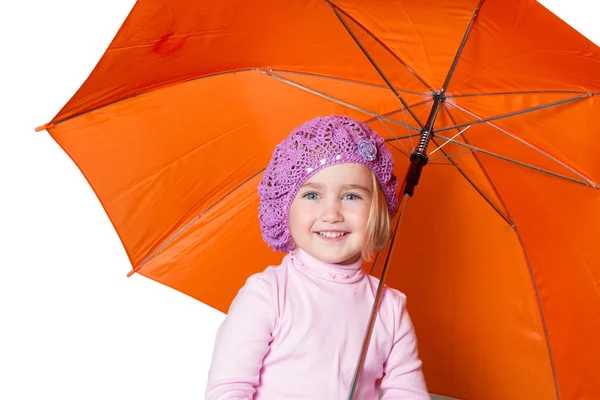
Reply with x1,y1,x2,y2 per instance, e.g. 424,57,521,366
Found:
403,153,428,197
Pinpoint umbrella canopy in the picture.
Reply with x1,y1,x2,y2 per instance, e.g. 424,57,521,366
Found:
39,0,600,398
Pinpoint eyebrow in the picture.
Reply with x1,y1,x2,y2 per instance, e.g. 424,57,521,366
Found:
342,184,371,192
300,183,323,189
300,182,371,192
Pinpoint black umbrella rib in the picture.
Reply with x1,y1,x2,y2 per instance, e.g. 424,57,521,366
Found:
440,0,484,94
263,71,421,132
393,0,485,196
325,2,433,92
436,94,592,132
327,2,425,128
132,168,266,272
446,100,599,188
387,141,411,158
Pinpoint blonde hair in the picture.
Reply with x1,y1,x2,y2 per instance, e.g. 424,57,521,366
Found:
362,170,392,261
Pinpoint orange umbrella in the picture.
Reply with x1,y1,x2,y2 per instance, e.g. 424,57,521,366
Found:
37,0,600,399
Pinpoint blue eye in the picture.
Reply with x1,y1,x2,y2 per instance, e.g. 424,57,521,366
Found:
344,193,360,200
303,192,320,200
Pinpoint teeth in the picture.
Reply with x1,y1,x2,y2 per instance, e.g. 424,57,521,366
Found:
318,231,347,238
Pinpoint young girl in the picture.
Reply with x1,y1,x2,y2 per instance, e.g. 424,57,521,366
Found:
206,115,429,399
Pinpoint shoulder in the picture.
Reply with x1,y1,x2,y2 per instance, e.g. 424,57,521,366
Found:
385,285,408,307
229,255,292,321
243,254,290,289
233,254,292,307
364,275,409,322
384,285,409,326
365,274,407,305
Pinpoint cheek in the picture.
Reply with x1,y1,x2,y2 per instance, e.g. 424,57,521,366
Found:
288,202,313,231
348,204,371,230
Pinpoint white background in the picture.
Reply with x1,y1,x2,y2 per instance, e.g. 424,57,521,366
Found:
1,1,598,399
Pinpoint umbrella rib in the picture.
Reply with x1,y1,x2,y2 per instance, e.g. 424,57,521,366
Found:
385,135,595,188
428,125,472,156
266,69,426,96
262,70,421,132
432,137,513,225
327,2,425,128
443,103,561,399
429,149,477,161
440,0,484,93
131,168,266,273
44,67,427,129
390,142,457,165
377,116,411,155
365,98,433,153
387,141,411,159
447,101,599,188
438,105,513,223
390,143,510,220
446,89,597,98
391,132,515,224
325,2,433,92
391,136,513,225
439,104,563,399
363,99,433,123
399,102,416,152
436,94,592,132
428,135,596,188
506,219,562,400
46,68,265,128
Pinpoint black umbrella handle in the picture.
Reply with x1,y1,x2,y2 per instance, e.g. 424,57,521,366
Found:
403,153,428,197
403,91,444,196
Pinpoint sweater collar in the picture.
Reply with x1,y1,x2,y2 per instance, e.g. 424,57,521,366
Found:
289,249,364,283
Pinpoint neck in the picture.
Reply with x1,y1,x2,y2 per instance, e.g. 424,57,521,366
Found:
289,249,364,283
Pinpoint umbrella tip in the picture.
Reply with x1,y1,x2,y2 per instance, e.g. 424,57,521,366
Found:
127,267,140,277
34,122,54,132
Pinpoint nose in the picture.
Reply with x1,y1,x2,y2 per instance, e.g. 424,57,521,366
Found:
320,199,344,223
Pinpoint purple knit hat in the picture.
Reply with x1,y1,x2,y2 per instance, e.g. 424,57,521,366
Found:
258,115,399,252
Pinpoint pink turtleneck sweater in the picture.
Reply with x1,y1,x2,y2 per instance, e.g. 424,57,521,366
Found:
206,249,429,399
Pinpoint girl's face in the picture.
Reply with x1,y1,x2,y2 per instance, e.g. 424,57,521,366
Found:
289,163,373,265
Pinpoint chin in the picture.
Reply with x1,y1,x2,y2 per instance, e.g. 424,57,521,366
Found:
315,249,361,265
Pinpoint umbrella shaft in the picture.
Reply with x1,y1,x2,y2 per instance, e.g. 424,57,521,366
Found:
349,90,443,393
416,94,444,154
348,194,410,399
404,94,445,196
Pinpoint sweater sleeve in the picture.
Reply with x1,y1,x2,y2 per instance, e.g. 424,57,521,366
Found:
205,274,277,400
380,294,430,399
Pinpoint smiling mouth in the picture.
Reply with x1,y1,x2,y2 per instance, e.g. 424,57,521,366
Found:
316,231,349,239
